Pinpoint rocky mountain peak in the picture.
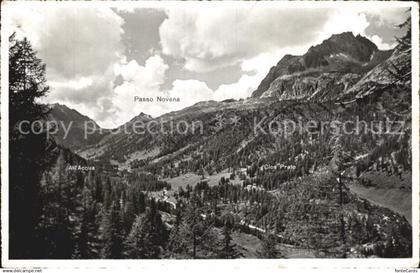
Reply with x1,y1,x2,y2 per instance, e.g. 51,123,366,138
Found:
118,111,153,129
135,112,153,120
303,31,378,67
251,32,389,99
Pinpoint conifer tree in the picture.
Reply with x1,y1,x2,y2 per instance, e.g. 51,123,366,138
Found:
144,200,168,257
124,216,147,258
124,202,167,259
77,186,99,258
257,234,280,258
100,203,124,258
167,201,190,256
9,33,50,258
218,225,242,259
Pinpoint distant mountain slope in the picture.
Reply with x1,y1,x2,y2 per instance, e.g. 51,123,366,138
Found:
75,32,410,201
47,103,109,151
77,97,276,163
49,103,100,126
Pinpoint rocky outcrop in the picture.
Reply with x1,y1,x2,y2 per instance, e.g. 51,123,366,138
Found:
251,55,304,98
343,49,409,99
261,71,361,101
302,32,378,68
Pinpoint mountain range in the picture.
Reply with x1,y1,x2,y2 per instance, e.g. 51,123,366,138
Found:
44,30,412,257
49,32,405,169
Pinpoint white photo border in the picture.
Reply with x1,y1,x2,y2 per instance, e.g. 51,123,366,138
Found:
1,0,419,269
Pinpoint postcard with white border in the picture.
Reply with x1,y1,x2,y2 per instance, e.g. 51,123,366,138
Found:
1,1,419,272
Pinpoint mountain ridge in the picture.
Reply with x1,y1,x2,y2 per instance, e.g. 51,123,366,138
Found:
251,32,393,98
49,31,404,174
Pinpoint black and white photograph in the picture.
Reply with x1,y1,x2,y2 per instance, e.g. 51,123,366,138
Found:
1,1,419,271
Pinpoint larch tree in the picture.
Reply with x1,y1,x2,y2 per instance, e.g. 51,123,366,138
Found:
9,33,50,258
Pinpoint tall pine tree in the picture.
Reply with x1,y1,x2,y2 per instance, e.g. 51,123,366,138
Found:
257,234,280,258
218,225,242,259
100,203,124,258
9,34,50,258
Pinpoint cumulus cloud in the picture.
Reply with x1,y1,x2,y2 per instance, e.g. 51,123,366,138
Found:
111,55,169,126
159,7,332,72
115,56,168,88
45,66,118,127
213,49,288,101
320,9,370,39
6,5,408,128
8,6,126,127
366,8,409,26
158,6,408,71
363,8,408,48
370,35,396,50
9,7,124,80
158,6,406,103
112,56,214,127
321,7,407,49
168,80,214,108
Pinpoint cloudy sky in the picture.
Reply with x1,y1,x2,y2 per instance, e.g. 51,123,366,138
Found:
7,4,409,128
